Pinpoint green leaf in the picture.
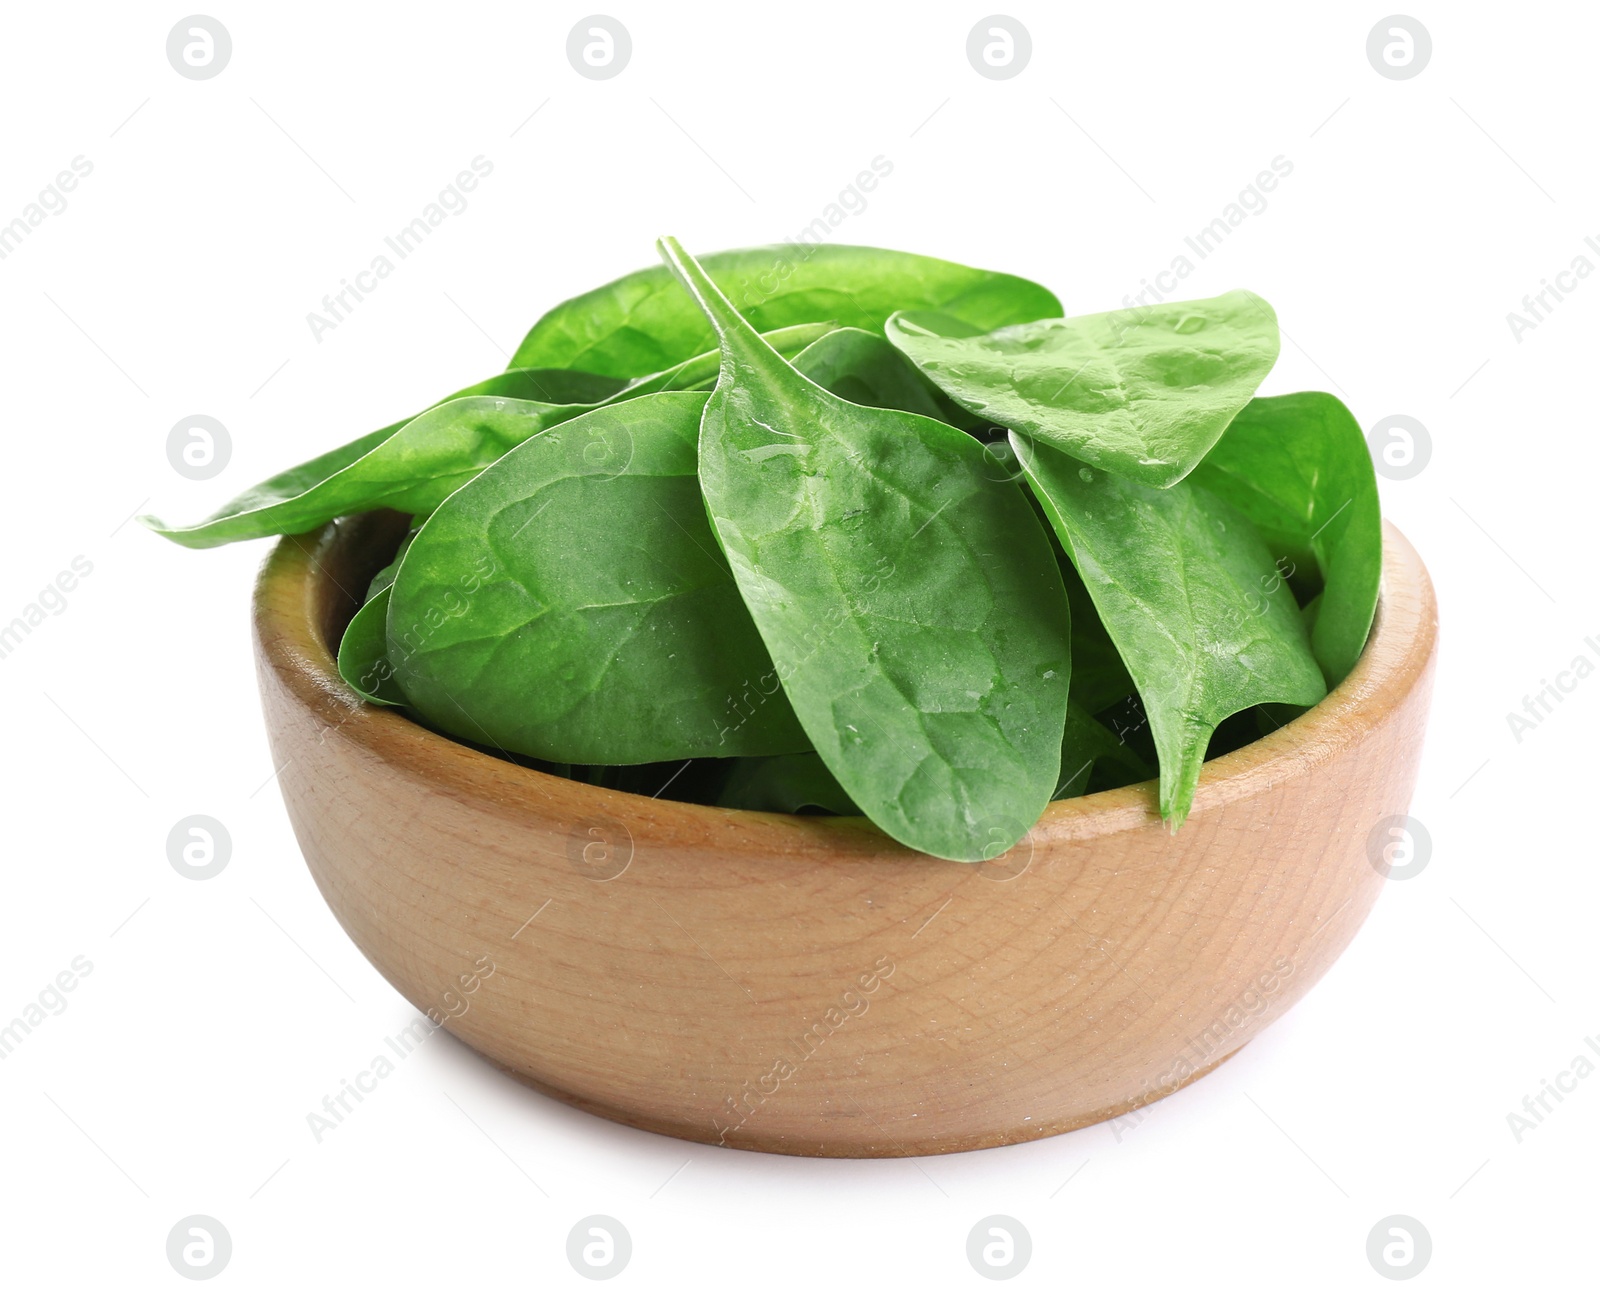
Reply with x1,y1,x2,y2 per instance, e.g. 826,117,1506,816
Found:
606,321,837,397
1188,392,1381,683
1055,702,1151,799
143,397,581,549
386,390,809,764
141,325,834,550
1013,434,1325,827
337,584,406,706
515,243,1064,378
1017,457,1138,715
886,290,1280,488
331,324,983,733
789,327,951,419
335,534,417,706
718,753,861,815
1061,549,1137,715
363,548,406,602
487,369,632,404
660,236,1071,863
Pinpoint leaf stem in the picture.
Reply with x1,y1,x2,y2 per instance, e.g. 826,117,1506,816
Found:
656,237,790,385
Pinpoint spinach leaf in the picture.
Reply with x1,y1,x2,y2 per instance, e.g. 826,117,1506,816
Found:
934,450,1145,802
600,321,836,398
1187,392,1381,683
143,397,580,549
332,329,948,724
1060,541,1137,715
1016,455,1138,715
789,327,950,419
1013,434,1325,827
490,369,631,404
336,534,417,706
337,585,405,706
659,237,1072,863
514,244,1063,378
142,325,834,550
886,291,1279,488
333,328,966,729
364,544,408,602
386,391,809,764
1056,702,1152,799
717,753,861,815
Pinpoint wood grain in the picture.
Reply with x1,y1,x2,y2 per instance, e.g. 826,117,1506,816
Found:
253,514,1437,1157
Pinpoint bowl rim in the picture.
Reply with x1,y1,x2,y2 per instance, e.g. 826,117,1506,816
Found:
254,515,1437,852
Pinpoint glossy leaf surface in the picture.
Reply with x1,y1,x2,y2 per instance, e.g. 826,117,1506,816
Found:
1188,392,1381,683
386,391,808,763
143,398,582,549
789,327,950,419
661,237,1071,862
887,291,1279,487
515,243,1063,378
1014,434,1324,826
337,585,405,706
335,540,415,706
142,326,832,550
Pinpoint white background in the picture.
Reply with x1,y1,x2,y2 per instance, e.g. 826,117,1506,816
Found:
2,1,1594,1291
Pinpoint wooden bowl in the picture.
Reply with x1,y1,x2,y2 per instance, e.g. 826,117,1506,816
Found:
254,513,1436,1157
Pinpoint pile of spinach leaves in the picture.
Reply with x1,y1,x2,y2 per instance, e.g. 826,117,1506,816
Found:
147,241,1380,863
